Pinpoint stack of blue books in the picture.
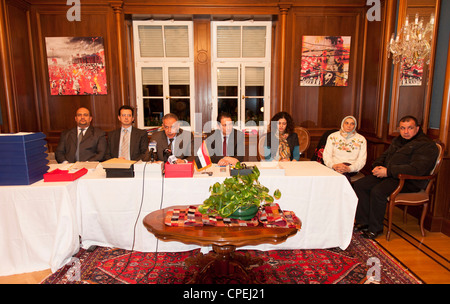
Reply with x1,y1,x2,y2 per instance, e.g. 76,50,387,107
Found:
0,132,49,185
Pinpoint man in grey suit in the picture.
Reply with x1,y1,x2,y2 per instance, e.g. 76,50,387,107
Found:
149,113,193,163
55,107,107,163
105,105,149,161
205,112,245,166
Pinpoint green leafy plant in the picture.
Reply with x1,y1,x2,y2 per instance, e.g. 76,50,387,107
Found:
198,163,281,218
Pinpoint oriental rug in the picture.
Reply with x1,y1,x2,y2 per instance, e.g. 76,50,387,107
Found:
41,232,422,284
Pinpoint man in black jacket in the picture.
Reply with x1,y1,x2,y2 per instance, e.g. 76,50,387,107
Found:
352,115,438,239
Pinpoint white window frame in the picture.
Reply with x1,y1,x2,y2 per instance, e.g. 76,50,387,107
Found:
211,21,272,130
133,20,195,130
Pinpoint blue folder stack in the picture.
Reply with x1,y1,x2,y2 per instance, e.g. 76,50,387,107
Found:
0,132,49,185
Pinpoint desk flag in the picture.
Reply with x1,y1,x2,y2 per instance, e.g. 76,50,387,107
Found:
194,140,212,171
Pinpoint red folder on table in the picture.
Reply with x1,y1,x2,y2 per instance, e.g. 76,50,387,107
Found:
44,168,88,182
164,162,194,178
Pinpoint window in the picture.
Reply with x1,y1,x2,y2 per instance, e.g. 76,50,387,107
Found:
212,21,272,129
133,21,194,129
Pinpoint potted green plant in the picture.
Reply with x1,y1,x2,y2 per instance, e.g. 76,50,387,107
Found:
198,163,281,220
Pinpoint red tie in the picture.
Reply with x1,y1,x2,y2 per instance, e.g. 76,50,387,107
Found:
223,136,227,156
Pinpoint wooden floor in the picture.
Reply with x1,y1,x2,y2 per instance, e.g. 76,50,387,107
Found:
0,207,449,284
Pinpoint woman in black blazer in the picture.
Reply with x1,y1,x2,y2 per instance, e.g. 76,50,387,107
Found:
263,112,300,161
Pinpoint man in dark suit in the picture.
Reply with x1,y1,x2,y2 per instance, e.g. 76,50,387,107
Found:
204,112,245,166
149,113,194,163
353,115,439,239
105,105,149,161
55,107,107,163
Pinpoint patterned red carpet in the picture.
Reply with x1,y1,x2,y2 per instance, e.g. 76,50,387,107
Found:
41,233,421,284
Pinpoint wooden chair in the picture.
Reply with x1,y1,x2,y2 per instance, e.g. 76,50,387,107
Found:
258,134,267,161
386,142,444,241
294,127,310,158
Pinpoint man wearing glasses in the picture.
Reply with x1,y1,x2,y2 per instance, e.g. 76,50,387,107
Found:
352,115,439,239
149,113,193,163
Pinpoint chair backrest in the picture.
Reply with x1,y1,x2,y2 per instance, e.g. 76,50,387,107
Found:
294,127,310,156
258,134,267,161
311,129,338,163
425,142,444,194
430,142,444,175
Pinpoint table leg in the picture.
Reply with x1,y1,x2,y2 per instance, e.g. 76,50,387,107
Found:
184,245,264,284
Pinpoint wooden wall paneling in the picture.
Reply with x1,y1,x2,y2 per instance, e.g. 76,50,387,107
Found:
0,0,17,133
433,33,450,236
278,4,291,113
110,1,127,109
289,7,365,129
194,17,212,132
438,34,450,154
359,0,396,173
388,0,440,135
270,18,280,116
125,17,136,111
359,0,393,138
5,1,40,132
30,3,122,151
1,0,38,133
123,2,279,16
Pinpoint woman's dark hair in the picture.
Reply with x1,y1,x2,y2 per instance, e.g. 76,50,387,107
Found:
269,111,295,134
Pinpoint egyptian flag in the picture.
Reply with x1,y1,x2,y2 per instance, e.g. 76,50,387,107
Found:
194,140,212,171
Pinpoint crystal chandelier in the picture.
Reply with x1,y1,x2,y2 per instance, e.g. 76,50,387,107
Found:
388,13,435,66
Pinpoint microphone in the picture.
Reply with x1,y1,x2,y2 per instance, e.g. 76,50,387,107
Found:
148,141,157,162
163,148,172,163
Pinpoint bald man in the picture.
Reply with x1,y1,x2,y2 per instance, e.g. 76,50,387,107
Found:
55,107,107,163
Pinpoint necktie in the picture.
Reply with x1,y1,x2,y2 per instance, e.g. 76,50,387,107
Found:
223,136,227,156
168,138,174,152
76,129,85,161
120,129,129,160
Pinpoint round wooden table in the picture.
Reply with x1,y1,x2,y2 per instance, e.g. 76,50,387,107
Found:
143,205,298,284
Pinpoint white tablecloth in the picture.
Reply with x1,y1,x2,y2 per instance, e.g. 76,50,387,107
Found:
0,178,79,276
1,161,358,276
77,161,358,254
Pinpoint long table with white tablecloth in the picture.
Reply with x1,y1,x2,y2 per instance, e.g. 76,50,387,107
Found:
0,178,79,276
0,161,358,276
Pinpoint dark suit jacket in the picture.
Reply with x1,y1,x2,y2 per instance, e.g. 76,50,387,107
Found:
204,128,245,163
105,127,149,161
372,129,438,189
55,126,107,163
148,129,194,162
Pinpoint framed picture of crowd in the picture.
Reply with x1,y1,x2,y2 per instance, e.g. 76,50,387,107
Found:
400,60,423,86
300,35,351,87
45,36,107,95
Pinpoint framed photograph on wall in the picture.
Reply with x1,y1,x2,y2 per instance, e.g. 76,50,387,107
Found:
45,36,107,95
400,60,423,86
300,36,351,87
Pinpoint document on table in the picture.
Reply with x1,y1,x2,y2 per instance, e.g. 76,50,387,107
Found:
101,158,136,169
71,161,99,170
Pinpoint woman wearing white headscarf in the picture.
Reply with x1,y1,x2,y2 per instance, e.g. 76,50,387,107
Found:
323,116,367,177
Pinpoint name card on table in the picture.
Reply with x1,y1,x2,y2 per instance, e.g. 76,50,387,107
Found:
134,161,163,178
